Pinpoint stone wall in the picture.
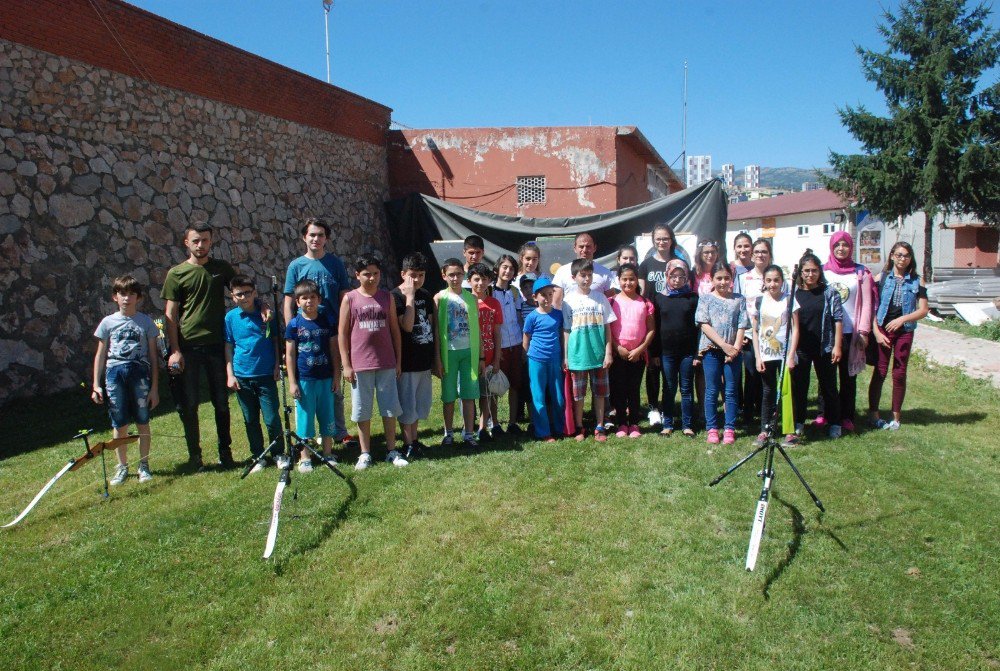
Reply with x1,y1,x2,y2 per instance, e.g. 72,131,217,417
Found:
0,38,392,405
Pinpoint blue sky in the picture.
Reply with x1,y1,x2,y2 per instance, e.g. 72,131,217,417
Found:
132,1,998,172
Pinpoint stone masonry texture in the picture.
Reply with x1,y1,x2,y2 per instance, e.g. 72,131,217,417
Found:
0,38,392,406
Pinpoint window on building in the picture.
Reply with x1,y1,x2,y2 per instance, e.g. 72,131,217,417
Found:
797,225,809,237
822,223,837,235
516,176,546,206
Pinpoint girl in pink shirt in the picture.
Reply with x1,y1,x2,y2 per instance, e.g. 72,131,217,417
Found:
694,240,723,295
609,263,655,437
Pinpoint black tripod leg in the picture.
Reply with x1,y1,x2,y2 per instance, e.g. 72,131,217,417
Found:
300,438,349,482
240,434,285,479
709,444,767,486
775,444,825,512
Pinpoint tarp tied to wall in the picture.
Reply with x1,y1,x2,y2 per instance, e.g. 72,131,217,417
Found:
384,179,728,287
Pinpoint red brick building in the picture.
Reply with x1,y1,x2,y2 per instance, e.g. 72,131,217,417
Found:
388,126,683,217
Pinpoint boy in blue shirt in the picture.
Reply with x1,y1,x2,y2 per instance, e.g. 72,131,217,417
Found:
224,275,283,473
285,279,340,472
522,277,565,441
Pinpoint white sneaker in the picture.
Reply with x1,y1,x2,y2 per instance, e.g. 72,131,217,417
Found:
356,452,373,470
647,409,662,427
249,460,266,474
386,450,409,468
110,464,128,486
297,458,313,474
137,462,153,483
883,420,901,431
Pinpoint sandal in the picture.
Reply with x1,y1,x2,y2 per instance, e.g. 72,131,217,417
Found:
659,427,673,436
682,429,696,438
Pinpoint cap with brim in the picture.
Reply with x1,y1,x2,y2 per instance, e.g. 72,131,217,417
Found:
532,276,554,295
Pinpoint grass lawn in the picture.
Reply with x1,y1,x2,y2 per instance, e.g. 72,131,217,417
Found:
929,316,1000,342
1,358,998,670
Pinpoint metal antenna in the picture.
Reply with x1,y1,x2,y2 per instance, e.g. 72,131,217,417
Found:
682,60,688,186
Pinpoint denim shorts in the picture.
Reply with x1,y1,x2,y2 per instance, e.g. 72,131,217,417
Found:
105,361,152,428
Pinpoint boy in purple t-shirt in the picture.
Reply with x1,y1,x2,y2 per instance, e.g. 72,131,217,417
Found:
339,255,405,470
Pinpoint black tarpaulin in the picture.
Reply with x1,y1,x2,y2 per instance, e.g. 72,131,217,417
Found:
384,179,727,285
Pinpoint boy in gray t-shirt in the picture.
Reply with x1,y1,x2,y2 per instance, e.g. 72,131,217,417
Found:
91,275,160,485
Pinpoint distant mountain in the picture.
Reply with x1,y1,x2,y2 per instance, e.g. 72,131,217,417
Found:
759,166,835,190
716,166,836,191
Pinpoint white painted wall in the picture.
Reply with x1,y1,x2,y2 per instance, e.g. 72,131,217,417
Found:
727,211,845,269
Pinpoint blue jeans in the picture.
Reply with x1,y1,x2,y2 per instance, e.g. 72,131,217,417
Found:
702,349,743,431
105,361,152,428
660,354,695,430
528,358,565,438
235,376,284,458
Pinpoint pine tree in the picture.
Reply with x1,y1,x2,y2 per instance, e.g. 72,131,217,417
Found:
824,0,1000,281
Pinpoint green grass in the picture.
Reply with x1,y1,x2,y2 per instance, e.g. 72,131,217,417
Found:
1,362,998,670
930,316,1000,342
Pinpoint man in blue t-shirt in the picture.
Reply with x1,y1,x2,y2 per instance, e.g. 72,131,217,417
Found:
283,218,352,441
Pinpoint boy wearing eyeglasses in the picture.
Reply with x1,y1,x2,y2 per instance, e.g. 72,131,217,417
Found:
224,275,284,471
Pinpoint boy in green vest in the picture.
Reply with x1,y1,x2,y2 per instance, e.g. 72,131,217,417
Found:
435,258,482,448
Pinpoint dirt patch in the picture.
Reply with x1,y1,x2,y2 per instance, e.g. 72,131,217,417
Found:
374,614,399,635
892,627,915,649
905,566,922,578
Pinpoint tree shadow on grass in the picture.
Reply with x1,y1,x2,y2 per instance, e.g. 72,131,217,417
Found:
899,407,986,427
2,379,182,461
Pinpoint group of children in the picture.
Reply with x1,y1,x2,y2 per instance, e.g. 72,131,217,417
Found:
90,228,929,482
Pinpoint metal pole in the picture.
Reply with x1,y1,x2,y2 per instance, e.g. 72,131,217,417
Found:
682,60,688,186
323,1,332,83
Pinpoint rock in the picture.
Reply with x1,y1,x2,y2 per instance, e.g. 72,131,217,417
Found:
89,157,111,173
70,173,102,195
59,313,82,339
33,296,58,316
48,193,95,227
123,195,142,221
0,339,44,371
112,160,137,183
0,172,15,196
36,173,56,195
125,238,148,264
0,214,21,234
16,161,37,176
133,178,154,202
10,193,30,218
145,221,173,245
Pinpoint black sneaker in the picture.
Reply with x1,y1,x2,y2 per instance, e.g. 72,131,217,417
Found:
477,429,492,442
463,433,479,449
185,456,204,472
403,442,424,461
507,423,524,435
491,425,506,437
219,456,238,470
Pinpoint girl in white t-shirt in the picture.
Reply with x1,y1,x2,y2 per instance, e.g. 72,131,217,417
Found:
751,264,799,446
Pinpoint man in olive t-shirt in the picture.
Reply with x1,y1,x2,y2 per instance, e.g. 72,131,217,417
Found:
162,224,236,469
